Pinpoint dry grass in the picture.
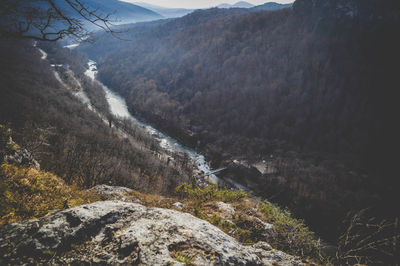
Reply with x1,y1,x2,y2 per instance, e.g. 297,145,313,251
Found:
0,163,100,226
336,208,400,265
0,165,323,263
126,184,323,263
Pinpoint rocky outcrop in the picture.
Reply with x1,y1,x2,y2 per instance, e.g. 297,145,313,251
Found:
0,125,40,170
3,146,40,170
173,202,185,210
0,201,304,265
216,201,235,219
88,184,133,201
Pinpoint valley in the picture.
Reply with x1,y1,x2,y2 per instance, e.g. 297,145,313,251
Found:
47,46,224,186
1,0,399,264
76,1,400,244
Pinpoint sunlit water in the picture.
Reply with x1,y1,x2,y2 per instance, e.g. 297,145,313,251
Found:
84,60,219,183
34,41,47,60
64,43,79,49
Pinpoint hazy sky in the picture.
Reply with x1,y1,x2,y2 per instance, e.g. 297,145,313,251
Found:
121,0,294,9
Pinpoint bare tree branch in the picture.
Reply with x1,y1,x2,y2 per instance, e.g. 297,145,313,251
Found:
0,0,122,41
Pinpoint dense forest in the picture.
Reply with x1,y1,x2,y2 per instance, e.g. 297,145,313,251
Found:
78,0,400,241
0,38,192,195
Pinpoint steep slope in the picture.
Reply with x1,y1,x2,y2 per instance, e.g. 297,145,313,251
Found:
0,133,318,264
80,0,400,241
0,141,319,265
1,139,313,264
1,131,395,265
95,1,399,160
0,38,190,194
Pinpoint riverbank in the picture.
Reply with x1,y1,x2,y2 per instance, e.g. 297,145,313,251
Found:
83,59,224,184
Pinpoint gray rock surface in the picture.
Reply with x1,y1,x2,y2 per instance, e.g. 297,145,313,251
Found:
1,131,40,170
250,216,275,237
173,202,184,210
88,184,133,201
216,201,235,219
4,146,40,170
0,201,304,265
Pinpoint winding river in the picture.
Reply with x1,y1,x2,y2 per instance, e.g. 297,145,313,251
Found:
37,40,244,188
84,60,220,184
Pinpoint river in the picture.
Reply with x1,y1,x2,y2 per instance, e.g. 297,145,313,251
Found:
37,40,239,187
84,60,220,184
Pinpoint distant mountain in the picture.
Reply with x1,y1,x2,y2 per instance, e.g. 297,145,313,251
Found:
252,2,293,11
55,0,163,25
217,1,254,9
133,2,194,18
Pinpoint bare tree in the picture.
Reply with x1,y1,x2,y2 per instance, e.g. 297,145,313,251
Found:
0,0,117,41
337,208,400,265
19,123,56,162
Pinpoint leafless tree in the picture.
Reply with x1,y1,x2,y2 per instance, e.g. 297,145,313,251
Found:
19,123,56,162
0,0,117,41
336,208,399,265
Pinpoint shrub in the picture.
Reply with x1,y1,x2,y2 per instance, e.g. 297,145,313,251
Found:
174,183,322,261
259,200,322,259
174,252,194,265
175,183,248,203
336,208,400,265
0,163,99,225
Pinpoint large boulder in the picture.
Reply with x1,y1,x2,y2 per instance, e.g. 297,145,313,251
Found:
0,201,304,265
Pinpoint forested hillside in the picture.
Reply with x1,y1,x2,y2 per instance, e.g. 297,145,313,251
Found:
0,38,190,194
94,0,398,162
252,2,292,11
1,0,399,263
79,0,400,241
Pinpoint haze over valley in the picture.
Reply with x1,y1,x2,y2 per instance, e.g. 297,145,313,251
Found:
1,0,399,264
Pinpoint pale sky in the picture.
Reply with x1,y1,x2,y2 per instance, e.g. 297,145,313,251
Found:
121,0,294,9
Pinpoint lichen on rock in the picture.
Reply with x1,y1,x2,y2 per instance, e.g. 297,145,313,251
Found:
0,201,305,265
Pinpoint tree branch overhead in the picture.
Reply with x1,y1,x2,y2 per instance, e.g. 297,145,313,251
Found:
0,0,118,41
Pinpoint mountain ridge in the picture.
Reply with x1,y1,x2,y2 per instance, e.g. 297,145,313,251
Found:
133,2,194,18
252,2,293,11
218,1,255,8
53,0,163,25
